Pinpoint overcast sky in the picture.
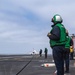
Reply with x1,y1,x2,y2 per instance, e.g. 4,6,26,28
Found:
0,0,75,54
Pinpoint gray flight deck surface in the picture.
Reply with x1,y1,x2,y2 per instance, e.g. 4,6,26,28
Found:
0,54,75,75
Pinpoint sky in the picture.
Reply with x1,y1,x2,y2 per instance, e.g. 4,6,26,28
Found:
0,0,75,54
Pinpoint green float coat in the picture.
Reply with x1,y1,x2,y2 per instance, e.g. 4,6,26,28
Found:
50,23,66,47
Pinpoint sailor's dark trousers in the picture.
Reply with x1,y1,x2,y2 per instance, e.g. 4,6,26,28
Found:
52,46,65,75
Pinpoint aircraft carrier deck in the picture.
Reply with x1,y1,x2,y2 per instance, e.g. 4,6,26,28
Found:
0,54,75,75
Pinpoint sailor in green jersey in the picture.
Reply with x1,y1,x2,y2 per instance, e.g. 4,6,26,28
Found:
47,14,67,75
64,30,71,73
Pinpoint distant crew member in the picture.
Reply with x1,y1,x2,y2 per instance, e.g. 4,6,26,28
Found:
44,48,48,59
47,14,67,75
39,49,42,57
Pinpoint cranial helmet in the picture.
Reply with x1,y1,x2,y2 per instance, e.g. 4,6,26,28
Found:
66,29,68,34
51,14,63,23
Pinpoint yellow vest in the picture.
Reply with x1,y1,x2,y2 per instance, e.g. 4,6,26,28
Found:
70,46,74,53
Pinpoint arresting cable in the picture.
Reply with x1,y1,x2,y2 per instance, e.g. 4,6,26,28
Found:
16,55,34,75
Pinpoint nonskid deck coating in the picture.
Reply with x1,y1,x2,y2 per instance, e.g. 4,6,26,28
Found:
0,54,75,75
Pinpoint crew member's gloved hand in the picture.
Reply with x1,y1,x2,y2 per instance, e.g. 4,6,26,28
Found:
47,33,51,37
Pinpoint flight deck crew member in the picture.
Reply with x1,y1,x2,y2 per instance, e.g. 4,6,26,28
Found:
39,49,42,57
70,36,74,60
64,30,71,73
44,48,48,59
47,14,67,75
